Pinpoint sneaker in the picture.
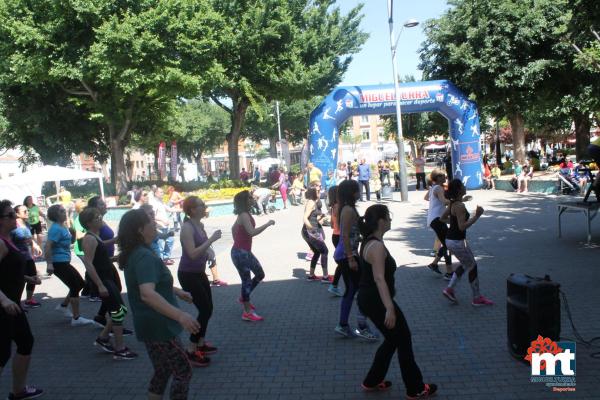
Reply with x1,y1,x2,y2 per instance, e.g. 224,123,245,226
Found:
163,259,175,266
211,279,228,287
55,304,73,318
113,347,138,360
442,287,457,303
354,327,379,341
198,344,218,354
427,263,442,274
187,350,210,367
71,316,94,327
94,337,115,353
242,311,264,322
109,328,134,337
429,250,437,257
328,285,344,297
334,324,354,338
24,299,41,309
88,296,102,302
306,275,320,281
305,253,313,261
320,275,333,283
472,295,494,307
7,386,44,400
406,383,438,399
238,297,256,310
443,273,452,281
361,380,392,392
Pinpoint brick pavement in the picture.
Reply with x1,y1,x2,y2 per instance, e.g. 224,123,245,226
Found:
1,189,599,399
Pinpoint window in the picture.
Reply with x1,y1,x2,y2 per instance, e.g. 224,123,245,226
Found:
378,128,385,141
361,129,370,141
360,115,369,125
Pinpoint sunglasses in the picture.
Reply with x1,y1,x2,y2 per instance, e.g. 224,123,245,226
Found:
0,211,17,219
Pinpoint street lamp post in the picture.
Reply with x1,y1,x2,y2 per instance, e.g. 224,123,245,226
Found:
275,101,283,166
387,0,418,201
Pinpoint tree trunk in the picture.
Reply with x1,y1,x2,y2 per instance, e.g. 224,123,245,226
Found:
268,136,278,158
109,138,128,195
227,99,249,179
509,112,526,163
572,111,591,161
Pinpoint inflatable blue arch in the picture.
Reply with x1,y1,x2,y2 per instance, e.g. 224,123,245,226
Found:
308,80,483,189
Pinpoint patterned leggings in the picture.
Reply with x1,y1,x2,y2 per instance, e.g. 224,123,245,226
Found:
145,338,192,399
445,239,480,298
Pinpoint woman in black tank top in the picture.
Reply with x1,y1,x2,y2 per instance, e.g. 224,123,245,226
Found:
441,179,493,306
356,204,437,399
0,200,43,399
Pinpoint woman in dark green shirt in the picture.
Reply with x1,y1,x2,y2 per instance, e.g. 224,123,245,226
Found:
118,209,199,400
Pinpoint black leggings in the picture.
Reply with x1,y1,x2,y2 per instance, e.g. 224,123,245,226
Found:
24,259,37,293
0,312,34,367
301,226,328,273
178,271,213,343
332,234,342,286
429,218,451,266
97,265,122,318
53,261,84,298
357,295,425,397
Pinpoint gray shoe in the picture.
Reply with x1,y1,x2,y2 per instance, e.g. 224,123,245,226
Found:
334,324,354,338
354,327,379,341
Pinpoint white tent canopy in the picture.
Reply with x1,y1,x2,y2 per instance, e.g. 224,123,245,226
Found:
423,143,447,150
0,165,104,205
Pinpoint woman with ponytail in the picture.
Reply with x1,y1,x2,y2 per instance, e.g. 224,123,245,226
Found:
441,179,493,306
356,204,437,398
333,180,377,340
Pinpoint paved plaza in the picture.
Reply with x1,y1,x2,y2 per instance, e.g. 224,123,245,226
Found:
1,189,599,399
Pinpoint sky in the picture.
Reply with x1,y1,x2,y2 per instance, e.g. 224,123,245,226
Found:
338,0,450,86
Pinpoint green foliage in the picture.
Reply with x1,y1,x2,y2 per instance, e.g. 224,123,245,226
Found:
255,148,269,160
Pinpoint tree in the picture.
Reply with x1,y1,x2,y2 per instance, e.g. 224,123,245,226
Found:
419,0,571,163
0,0,221,193
340,130,362,159
207,0,367,178
244,97,322,157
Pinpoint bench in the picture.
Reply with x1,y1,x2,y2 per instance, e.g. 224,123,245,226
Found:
557,201,600,244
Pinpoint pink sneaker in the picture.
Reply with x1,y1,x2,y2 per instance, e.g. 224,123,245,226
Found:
211,279,228,287
442,287,457,303
242,311,264,322
238,297,256,310
472,295,494,306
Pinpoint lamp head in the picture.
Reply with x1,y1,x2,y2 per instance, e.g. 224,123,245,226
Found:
403,19,419,28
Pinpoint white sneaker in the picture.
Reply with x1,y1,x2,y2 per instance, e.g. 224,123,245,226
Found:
55,304,73,318
71,317,94,327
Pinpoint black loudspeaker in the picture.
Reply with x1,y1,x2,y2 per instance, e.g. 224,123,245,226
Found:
507,273,561,359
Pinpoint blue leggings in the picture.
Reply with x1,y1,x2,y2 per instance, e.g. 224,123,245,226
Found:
338,257,367,328
231,248,265,302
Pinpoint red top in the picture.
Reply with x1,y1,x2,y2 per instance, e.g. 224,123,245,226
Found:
233,213,254,251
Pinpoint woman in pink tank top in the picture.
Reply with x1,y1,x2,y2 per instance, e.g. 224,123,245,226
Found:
230,191,275,322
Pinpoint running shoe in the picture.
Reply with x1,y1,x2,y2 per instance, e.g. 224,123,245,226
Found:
198,344,218,354
442,287,457,303
163,259,175,265
211,279,228,287
320,275,333,283
305,253,313,261
71,316,94,327
88,296,102,302
334,324,354,338
242,311,264,322
187,350,210,367
406,383,438,399
328,285,344,297
426,263,442,274
429,250,437,257
24,299,41,309
54,304,73,318
7,386,44,400
108,328,134,337
94,337,115,353
354,327,379,341
472,295,494,306
306,275,320,281
238,297,256,310
361,380,392,392
443,273,452,281
113,347,138,360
